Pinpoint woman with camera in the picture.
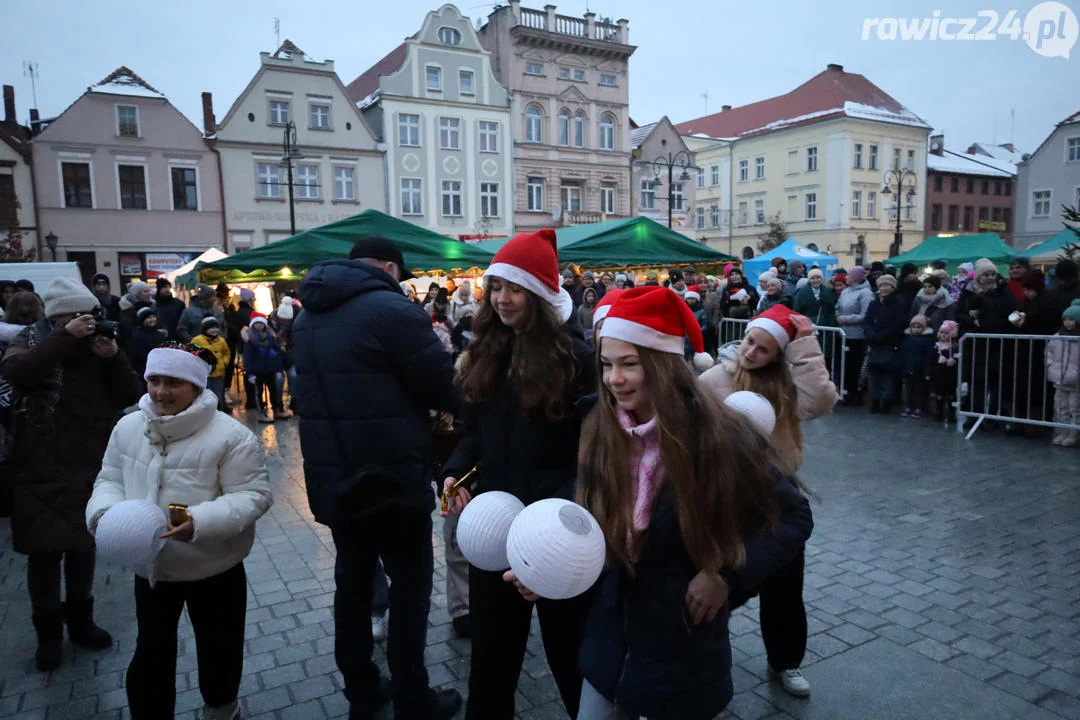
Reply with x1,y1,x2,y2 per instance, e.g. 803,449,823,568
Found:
0,278,142,671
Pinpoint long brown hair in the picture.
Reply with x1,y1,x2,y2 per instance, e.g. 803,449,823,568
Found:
577,344,777,572
458,281,575,420
732,359,802,456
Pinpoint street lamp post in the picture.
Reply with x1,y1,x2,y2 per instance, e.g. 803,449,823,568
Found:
45,231,58,262
637,149,698,229
881,167,918,258
279,121,303,236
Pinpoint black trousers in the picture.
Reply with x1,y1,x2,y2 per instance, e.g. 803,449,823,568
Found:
27,549,96,616
126,563,247,719
466,566,592,720
730,549,807,672
903,376,929,412
331,506,434,719
843,339,866,401
254,373,283,412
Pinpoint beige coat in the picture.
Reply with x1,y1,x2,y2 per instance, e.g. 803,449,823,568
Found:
699,335,837,474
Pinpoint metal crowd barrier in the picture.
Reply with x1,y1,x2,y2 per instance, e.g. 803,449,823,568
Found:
717,318,848,397
956,332,1080,439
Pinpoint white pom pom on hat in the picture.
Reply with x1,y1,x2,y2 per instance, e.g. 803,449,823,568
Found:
724,391,777,436
597,286,713,371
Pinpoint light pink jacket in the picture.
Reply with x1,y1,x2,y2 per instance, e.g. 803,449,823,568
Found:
699,335,838,474
1046,335,1079,389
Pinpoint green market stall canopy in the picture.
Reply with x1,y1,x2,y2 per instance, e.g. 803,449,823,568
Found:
1019,228,1080,265
886,232,1019,273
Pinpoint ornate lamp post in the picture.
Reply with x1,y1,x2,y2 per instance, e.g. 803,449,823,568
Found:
637,148,698,229
881,167,918,258
279,121,304,236
45,231,58,262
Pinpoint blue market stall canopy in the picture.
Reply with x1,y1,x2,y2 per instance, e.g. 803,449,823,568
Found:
742,239,840,285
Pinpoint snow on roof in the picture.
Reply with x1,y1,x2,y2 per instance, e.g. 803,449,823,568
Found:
968,142,1026,168
88,66,165,99
843,101,929,129
927,150,1013,178
630,122,656,148
357,89,381,111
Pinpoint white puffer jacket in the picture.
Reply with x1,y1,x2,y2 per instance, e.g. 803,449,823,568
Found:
86,389,273,582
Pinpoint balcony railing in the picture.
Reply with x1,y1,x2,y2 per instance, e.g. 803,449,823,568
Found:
564,211,607,225
520,7,545,29
555,14,586,36
513,3,628,43
594,21,619,41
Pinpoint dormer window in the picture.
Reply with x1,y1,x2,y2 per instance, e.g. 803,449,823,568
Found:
438,27,462,45
117,105,139,137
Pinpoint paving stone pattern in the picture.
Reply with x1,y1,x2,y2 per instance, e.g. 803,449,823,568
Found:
0,407,1077,719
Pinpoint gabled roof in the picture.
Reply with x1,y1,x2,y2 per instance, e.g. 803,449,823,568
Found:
927,150,1013,178
1022,108,1080,164
0,123,32,162
675,65,928,140
346,43,408,106
88,66,165,99
273,39,306,59
630,122,656,149
968,142,1026,168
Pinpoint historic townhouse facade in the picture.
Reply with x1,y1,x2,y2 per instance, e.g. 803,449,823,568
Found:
0,85,37,261
678,64,931,268
477,0,635,233
1014,110,1080,249
31,68,223,288
925,135,1020,243
630,117,698,238
212,42,385,252
348,4,513,239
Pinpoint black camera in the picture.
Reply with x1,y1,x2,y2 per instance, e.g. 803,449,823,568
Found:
90,306,120,340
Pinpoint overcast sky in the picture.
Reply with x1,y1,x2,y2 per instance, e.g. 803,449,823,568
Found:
3,0,1077,154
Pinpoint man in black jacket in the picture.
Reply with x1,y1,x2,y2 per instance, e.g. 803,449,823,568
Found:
292,236,461,720
153,278,186,340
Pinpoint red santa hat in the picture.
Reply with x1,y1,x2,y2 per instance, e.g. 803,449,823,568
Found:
746,304,800,351
485,229,573,322
597,286,713,371
591,288,624,329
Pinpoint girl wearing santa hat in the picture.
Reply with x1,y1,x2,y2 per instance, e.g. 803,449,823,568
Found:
441,229,596,720
575,286,811,720
698,304,837,698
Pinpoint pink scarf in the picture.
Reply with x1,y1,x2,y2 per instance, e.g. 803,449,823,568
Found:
618,408,663,548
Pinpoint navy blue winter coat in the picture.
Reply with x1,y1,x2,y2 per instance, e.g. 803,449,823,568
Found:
242,330,283,376
292,260,456,526
898,329,935,377
865,293,908,349
579,472,812,720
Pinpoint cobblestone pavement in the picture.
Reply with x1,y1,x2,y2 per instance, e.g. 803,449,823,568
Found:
0,407,1078,719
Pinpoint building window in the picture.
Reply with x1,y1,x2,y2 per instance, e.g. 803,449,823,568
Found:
558,67,570,79
171,167,197,210
907,149,916,171
479,121,498,152
525,62,544,75
442,180,463,216
805,192,817,220
710,204,719,228
117,105,139,137
697,170,705,189
440,117,461,150
931,203,942,231
868,144,878,170
480,182,499,217
438,27,462,45
696,207,705,229
755,156,765,180
640,179,657,210
601,185,616,215
963,206,974,230
852,190,861,218
947,204,959,230
599,114,615,151
738,160,748,182
868,191,876,218
401,178,422,215
573,112,585,148
737,201,748,226
711,165,719,186
754,198,765,224
994,180,1003,196
806,146,818,172
269,100,289,125
671,183,684,211
118,165,147,209
599,73,616,86
905,201,913,221
558,109,570,146
992,207,1003,223
61,162,93,208
575,69,585,81
459,70,475,95
1002,207,1012,231
399,113,420,146
296,165,319,199
933,175,943,192
1068,137,1080,162
982,179,989,194
527,176,544,211
1004,180,1012,197
426,66,442,91
951,177,959,193
1032,190,1051,217
257,163,280,198
979,206,989,222
787,149,799,173
334,167,355,201
966,177,974,193
854,143,863,168
525,105,543,143
561,185,582,212
310,103,330,129
893,147,902,170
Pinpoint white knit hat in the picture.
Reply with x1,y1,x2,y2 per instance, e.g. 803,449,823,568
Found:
43,278,100,318
145,346,211,389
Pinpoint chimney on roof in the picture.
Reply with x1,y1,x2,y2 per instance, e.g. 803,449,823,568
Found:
721,104,732,112
1001,142,1015,152
201,92,216,136
929,133,945,155
826,63,843,72
3,85,14,124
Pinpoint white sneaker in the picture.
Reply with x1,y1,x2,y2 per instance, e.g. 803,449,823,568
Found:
770,667,811,697
202,699,240,720
371,614,387,642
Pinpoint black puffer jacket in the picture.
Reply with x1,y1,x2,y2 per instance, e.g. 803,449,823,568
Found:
442,324,595,504
292,260,456,526
579,473,812,720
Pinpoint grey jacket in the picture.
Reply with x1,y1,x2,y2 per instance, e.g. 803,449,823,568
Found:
835,281,874,340
177,304,226,343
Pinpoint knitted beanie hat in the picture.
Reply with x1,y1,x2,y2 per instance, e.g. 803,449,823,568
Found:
808,268,824,281
1063,300,1080,323
973,258,997,277
43,277,100,318
145,344,211,389
848,266,868,283
876,274,898,289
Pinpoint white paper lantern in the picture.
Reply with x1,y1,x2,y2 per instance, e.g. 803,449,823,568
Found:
506,499,606,600
456,491,525,571
724,390,777,437
95,499,168,572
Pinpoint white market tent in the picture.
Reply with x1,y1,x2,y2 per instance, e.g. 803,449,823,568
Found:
163,249,228,285
742,239,840,285
0,262,81,288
